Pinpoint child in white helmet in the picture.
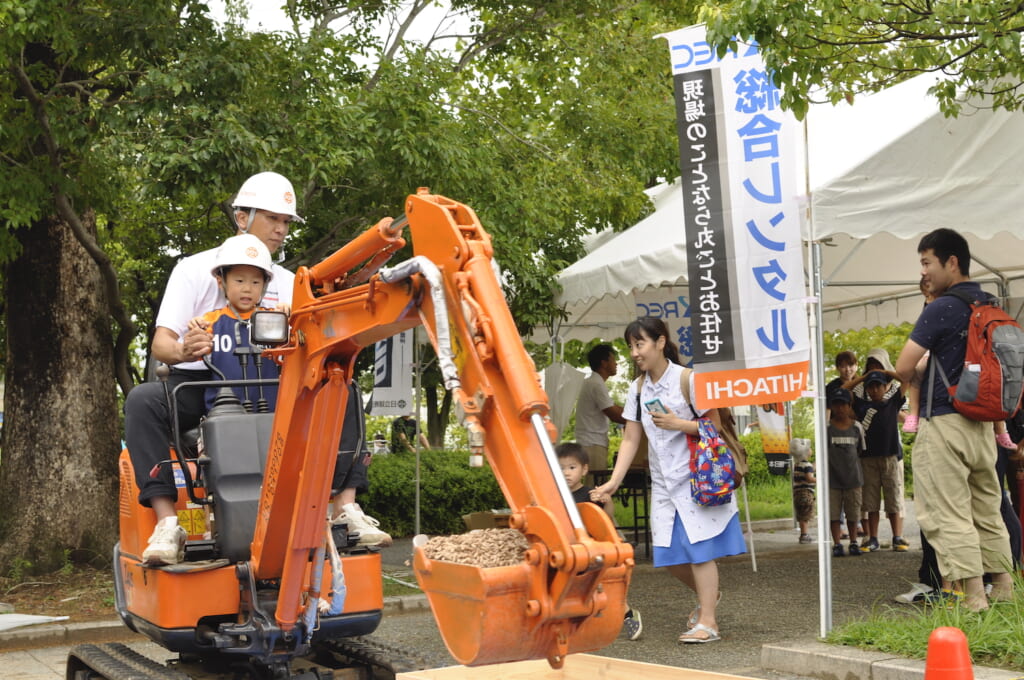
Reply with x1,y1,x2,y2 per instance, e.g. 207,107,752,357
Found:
188,234,392,549
187,233,287,412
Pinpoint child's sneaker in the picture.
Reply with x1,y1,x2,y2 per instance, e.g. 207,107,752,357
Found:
848,542,862,556
923,588,964,608
892,536,910,552
902,415,918,433
798,533,813,544
621,608,643,641
864,536,880,552
832,544,845,557
142,517,187,566
334,503,393,547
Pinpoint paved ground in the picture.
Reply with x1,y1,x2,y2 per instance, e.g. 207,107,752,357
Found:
2,500,1015,680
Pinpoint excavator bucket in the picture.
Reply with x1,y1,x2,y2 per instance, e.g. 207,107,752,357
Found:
413,503,632,668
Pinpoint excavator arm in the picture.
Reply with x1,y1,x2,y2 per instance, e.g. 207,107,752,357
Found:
249,189,634,668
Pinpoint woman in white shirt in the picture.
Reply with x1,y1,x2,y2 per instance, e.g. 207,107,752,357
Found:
593,317,746,644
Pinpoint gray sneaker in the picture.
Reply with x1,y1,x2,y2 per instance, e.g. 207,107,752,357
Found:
622,608,643,641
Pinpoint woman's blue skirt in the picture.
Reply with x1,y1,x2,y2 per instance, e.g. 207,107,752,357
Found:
653,511,747,568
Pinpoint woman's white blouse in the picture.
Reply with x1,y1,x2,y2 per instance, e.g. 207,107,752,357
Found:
624,362,738,547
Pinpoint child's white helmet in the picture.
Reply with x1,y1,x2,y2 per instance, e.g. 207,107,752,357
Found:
211,234,275,281
231,171,305,223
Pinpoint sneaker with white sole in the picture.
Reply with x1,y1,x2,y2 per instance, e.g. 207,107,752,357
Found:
622,607,643,641
894,582,933,603
142,517,187,566
334,503,392,547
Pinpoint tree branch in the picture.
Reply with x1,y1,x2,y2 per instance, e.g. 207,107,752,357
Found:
365,0,433,92
450,103,557,161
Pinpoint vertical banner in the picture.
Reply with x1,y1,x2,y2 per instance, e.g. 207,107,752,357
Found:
371,329,414,415
757,402,791,475
634,285,692,366
664,25,809,408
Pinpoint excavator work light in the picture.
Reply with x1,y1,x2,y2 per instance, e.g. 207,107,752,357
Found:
251,310,289,346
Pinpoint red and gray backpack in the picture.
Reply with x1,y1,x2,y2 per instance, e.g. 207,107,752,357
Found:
928,289,1024,422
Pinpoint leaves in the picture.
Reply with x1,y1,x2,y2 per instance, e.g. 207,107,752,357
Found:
701,0,1024,117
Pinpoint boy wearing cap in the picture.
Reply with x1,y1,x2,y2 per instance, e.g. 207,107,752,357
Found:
828,388,865,556
845,368,909,552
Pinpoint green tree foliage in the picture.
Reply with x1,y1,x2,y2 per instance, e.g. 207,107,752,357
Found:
0,0,703,571
700,0,1024,118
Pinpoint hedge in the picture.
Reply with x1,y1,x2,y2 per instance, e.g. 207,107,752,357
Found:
362,449,506,537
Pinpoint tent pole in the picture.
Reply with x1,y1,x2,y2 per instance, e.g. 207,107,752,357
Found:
810,241,833,636
414,327,422,536
805,112,833,637
741,482,757,572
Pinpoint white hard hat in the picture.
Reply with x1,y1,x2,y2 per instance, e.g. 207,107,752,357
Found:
211,234,274,281
231,171,305,223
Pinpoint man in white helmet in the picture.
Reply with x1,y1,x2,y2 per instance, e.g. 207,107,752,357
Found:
124,173,394,565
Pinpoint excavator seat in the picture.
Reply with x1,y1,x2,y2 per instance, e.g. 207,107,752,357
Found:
202,411,275,563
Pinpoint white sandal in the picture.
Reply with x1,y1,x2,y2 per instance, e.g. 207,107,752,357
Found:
679,623,721,644
687,591,722,628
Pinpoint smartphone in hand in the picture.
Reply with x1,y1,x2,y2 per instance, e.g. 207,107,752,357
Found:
644,398,670,414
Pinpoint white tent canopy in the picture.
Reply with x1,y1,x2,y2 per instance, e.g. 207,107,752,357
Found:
550,75,1024,338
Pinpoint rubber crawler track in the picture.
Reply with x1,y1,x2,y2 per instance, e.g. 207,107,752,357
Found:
66,636,436,680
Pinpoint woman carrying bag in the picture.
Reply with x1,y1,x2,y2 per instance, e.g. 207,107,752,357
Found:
593,317,746,644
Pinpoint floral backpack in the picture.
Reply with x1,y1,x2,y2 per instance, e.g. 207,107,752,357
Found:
634,366,741,505
689,416,738,507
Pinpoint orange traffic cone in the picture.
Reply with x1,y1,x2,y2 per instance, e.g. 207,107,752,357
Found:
925,626,973,680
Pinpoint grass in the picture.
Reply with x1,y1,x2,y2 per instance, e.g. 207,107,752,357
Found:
383,571,422,596
826,574,1024,671
736,476,793,521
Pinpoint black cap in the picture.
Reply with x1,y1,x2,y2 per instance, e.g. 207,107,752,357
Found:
864,370,889,386
829,387,853,405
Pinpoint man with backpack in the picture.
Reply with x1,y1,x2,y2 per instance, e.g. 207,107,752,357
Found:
895,228,1014,611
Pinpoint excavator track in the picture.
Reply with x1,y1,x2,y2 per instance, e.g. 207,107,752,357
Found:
67,642,190,680
316,635,438,679
66,637,435,680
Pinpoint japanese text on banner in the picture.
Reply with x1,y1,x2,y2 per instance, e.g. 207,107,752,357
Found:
664,25,809,408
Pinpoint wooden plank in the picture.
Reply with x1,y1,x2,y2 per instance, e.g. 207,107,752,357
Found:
397,653,756,680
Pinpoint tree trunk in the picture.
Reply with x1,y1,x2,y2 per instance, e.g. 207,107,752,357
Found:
0,212,120,574
424,383,452,448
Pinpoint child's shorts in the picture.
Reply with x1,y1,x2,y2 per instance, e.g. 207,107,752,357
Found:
860,456,904,515
793,488,815,522
829,487,862,523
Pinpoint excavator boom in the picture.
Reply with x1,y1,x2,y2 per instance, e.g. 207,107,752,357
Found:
250,189,633,668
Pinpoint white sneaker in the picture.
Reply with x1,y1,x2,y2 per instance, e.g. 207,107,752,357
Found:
894,582,933,604
142,517,186,565
334,503,392,547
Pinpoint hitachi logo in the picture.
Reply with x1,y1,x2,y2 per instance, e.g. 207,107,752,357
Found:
703,372,806,400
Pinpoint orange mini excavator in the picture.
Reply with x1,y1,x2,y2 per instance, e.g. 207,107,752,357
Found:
67,190,634,680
